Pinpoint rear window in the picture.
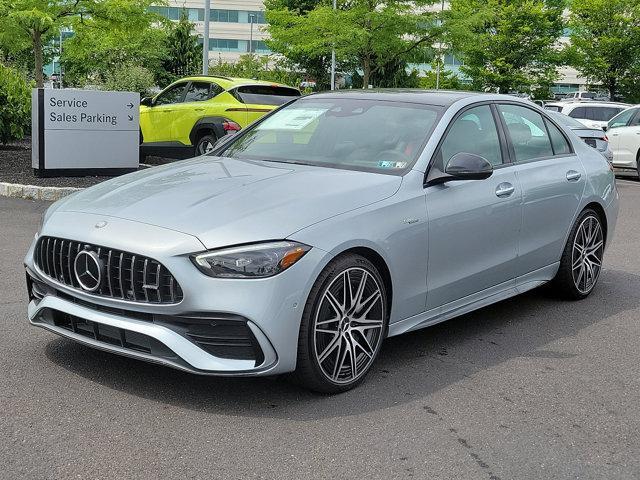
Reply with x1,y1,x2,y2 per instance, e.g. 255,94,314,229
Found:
570,106,624,122
233,85,301,106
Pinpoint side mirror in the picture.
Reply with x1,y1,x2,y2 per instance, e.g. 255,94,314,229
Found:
140,97,153,107
444,152,494,181
602,125,608,132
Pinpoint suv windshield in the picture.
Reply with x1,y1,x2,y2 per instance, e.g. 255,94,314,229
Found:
221,98,442,174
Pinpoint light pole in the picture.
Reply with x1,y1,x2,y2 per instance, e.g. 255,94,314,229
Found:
435,0,445,90
249,14,255,54
330,0,336,90
203,0,211,74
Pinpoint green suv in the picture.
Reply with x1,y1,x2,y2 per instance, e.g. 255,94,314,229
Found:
140,76,300,159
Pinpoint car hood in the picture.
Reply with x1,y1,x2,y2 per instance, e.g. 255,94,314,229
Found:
54,156,402,249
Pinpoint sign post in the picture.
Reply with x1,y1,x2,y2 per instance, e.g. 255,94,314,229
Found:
32,89,140,177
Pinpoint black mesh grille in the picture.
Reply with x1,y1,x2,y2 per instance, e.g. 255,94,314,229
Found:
583,138,597,148
35,236,183,304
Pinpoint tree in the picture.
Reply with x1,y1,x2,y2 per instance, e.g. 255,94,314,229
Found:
0,63,31,144
163,9,202,80
568,0,640,101
446,0,564,94
265,0,439,89
210,54,303,88
101,63,156,96
60,0,169,87
0,0,95,87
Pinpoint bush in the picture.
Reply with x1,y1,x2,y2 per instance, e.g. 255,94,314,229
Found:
0,63,31,144
101,64,156,97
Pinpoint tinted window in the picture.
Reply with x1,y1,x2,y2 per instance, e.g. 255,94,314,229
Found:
630,110,640,127
438,105,502,168
154,83,186,105
547,110,587,129
608,108,635,129
568,106,587,119
498,104,554,162
592,107,624,122
545,119,572,155
184,82,211,102
233,85,300,106
222,98,441,174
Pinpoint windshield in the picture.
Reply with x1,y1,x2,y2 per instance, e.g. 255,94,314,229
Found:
220,97,442,174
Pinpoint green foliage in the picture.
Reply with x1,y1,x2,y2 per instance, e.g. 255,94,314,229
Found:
163,9,202,81
210,54,303,89
0,0,95,86
446,0,564,94
568,0,640,102
0,63,32,144
101,63,155,96
59,0,169,88
418,67,472,91
265,0,438,88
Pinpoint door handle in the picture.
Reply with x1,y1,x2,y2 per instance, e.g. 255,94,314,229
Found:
194,108,205,112
566,170,582,182
495,182,515,198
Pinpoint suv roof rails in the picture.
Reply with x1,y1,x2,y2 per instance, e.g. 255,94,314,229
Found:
204,75,235,81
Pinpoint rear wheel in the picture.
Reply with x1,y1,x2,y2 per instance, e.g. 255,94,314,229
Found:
195,133,217,156
552,209,604,299
292,254,388,393
636,150,640,180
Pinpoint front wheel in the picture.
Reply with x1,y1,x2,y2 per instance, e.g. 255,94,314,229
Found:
552,209,604,299
293,254,388,393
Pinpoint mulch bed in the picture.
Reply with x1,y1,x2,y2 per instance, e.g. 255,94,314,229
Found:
0,138,177,188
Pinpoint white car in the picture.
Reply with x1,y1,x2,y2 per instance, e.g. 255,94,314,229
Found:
544,101,630,130
606,105,640,177
563,91,599,101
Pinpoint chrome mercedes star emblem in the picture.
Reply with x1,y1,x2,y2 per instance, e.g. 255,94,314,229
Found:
73,250,103,292
95,221,108,229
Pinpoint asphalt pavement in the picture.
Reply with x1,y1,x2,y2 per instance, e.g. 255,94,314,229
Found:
1,179,639,479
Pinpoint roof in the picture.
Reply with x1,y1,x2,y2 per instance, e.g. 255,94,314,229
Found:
309,89,481,107
546,101,631,108
177,75,295,90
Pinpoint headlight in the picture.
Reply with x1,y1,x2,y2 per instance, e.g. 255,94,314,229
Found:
191,241,311,278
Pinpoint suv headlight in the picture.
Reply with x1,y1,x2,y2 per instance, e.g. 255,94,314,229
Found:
191,241,311,278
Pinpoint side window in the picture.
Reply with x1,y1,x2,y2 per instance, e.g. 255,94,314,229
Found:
498,104,554,162
154,83,186,105
568,106,587,119
608,108,636,129
437,105,503,169
545,119,572,155
629,110,640,127
184,82,211,102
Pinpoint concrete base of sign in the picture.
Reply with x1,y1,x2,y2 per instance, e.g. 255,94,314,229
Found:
0,181,81,202
33,167,137,178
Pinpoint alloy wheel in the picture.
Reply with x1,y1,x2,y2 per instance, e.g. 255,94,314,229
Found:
571,214,604,294
198,139,215,155
313,267,385,384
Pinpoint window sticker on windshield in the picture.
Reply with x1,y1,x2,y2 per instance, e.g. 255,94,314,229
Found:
259,108,328,131
378,161,408,169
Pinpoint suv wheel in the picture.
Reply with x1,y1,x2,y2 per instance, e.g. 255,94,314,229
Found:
195,134,217,156
292,254,388,393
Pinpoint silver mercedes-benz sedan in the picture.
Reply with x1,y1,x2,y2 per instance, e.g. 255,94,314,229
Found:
25,91,619,393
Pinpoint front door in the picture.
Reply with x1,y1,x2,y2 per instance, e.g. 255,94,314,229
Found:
425,104,522,310
141,82,188,143
609,108,640,169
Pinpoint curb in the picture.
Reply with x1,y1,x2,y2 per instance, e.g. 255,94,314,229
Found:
0,182,82,202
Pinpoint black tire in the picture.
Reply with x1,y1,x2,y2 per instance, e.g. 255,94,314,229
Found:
291,254,389,394
551,208,605,300
636,150,640,180
194,133,217,156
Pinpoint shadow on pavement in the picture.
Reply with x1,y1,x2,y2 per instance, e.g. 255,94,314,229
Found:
45,268,640,420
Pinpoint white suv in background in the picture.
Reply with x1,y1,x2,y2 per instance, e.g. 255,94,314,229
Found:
606,106,640,177
544,101,630,129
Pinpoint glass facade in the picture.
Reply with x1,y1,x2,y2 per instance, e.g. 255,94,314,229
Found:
150,6,266,24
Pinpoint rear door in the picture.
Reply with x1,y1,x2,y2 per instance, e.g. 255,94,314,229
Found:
232,85,301,124
496,103,585,279
169,81,219,145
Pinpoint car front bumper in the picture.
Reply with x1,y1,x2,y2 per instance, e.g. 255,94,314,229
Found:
24,212,327,376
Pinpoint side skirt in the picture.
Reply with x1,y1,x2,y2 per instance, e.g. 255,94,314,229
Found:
388,262,560,338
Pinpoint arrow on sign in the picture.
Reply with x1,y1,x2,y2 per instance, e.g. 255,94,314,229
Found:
127,103,134,109
128,115,133,121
